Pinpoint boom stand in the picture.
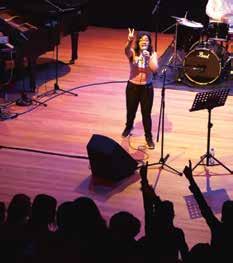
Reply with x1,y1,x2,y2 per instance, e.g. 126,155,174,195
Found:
40,0,77,97
190,89,233,174
152,0,161,52
148,69,182,175
52,43,78,96
162,18,183,67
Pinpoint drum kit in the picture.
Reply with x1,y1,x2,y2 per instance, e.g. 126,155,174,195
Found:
165,15,233,87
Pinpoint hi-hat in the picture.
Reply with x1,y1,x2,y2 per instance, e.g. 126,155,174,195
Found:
171,16,203,28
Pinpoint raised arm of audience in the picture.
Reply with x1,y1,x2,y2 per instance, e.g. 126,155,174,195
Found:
183,161,219,230
139,163,161,237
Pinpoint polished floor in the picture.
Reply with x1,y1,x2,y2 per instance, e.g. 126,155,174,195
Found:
0,26,233,249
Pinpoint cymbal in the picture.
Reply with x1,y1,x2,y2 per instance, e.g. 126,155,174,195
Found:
171,16,185,21
171,16,203,28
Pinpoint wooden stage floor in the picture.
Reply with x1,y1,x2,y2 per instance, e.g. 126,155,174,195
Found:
0,26,233,248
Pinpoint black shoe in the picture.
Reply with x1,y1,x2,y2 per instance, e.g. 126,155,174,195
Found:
69,59,75,65
146,137,155,149
121,127,133,137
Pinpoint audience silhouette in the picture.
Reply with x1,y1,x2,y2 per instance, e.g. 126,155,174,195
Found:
0,162,232,263
0,194,31,262
183,160,233,262
138,163,189,263
109,210,142,263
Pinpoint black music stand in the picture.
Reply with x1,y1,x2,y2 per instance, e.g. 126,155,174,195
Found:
190,88,233,174
148,69,182,175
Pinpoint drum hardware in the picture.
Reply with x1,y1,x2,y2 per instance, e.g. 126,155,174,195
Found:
207,22,229,42
161,15,204,70
162,16,184,68
182,41,229,86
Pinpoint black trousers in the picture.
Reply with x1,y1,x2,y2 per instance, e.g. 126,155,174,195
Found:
70,32,79,60
125,81,154,138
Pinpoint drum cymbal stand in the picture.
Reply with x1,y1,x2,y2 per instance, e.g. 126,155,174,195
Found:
162,20,183,68
159,20,183,83
167,21,183,66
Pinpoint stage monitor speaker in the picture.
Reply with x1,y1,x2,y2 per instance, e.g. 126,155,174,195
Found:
87,134,138,181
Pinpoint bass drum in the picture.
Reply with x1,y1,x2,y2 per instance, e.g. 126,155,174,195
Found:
183,43,226,86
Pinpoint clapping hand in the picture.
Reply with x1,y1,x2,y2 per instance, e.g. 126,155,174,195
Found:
128,28,135,41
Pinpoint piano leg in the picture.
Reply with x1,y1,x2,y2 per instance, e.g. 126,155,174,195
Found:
69,32,79,65
28,57,36,92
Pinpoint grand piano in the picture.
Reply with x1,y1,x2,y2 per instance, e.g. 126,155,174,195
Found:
0,0,88,91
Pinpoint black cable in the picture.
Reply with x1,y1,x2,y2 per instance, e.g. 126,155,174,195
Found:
6,80,128,117
0,144,89,160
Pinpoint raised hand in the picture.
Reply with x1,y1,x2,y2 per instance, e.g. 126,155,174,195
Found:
128,28,135,41
183,160,193,181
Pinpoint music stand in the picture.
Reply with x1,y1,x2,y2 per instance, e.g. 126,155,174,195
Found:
148,69,182,176
190,88,233,174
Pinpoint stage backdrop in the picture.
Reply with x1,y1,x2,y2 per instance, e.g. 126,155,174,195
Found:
88,0,209,32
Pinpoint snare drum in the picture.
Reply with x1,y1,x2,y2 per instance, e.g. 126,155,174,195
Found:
207,22,229,41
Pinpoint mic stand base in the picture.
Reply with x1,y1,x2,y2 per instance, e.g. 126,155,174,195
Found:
16,92,47,107
192,153,233,174
148,154,182,176
0,106,18,120
53,83,78,96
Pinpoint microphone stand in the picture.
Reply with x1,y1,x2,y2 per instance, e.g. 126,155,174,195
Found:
42,0,77,97
148,67,182,175
151,0,161,52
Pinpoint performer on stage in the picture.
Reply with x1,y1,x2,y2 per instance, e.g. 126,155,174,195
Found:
206,0,233,52
69,32,78,64
121,28,158,149
206,0,233,23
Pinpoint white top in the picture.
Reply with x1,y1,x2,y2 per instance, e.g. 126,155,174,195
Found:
206,0,233,23
127,49,158,85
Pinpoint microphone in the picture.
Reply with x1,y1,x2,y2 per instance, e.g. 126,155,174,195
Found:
5,43,14,49
19,32,28,41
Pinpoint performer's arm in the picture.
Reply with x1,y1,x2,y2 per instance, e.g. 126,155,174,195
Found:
206,0,222,21
125,28,134,58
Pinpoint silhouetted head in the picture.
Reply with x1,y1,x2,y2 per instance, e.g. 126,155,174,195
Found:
56,201,76,231
73,196,107,234
7,193,31,224
221,200,233,224
31,194,57,225
156,200,175,227
134,31,153,56
0,201,6,224
109,211,141,239
187,243,213,263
